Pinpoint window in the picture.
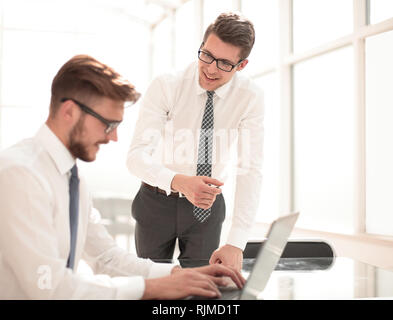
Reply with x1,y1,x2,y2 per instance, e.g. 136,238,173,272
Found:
292,0,353,53
241,0,279,74
175,0,197,70
254,73,280,222
293,46,355,233
365,30,393,236
0,0,150,199
2,0,393,263
152,16,173,78
203,0,235,31
369,0,393,24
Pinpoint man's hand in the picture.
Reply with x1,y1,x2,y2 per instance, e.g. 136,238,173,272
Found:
209,244,243,271
142,268,220,300
191,264,246,289
142,264,245,300
171,174,223,209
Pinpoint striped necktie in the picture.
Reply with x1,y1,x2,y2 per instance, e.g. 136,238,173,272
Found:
193,91,214,223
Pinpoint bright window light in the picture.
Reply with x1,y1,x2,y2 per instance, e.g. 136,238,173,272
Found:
292,0,353,53
293,46,355,233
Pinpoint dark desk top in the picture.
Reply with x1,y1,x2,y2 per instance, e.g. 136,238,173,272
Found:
158,257,393,299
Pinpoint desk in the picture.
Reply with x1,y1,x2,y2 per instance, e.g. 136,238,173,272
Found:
260,257,393,299
160,257,393,300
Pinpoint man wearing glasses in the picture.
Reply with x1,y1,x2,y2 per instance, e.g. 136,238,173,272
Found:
0,54,245,299
127,12,264,271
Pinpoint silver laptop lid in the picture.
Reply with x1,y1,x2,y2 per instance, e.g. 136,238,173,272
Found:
240,212,299,300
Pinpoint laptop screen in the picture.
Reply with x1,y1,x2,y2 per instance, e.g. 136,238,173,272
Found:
240,212,299,299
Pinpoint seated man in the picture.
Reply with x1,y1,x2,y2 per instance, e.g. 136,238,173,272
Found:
0,54,245,299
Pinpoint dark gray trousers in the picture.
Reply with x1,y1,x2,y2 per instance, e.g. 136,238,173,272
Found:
131,183,226,261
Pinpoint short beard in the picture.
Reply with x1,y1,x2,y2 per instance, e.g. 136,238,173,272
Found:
68,116,93,162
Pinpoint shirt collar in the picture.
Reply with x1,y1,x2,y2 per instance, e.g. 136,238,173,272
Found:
194,62,235,99
35,124,76,176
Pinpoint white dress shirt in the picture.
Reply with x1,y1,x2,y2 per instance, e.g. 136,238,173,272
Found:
127,62,264,250
0,124,175,299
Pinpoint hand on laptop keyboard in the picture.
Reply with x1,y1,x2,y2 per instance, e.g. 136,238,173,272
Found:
218,276,238,289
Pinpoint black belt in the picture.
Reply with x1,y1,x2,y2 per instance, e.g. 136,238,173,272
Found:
142,182,183,198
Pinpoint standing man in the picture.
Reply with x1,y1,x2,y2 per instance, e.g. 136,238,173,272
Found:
0,54,244,299
127,12,264,271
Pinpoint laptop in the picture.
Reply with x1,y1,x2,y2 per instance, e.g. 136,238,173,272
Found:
190,212,299,300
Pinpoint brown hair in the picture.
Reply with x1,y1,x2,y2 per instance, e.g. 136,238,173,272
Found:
50,54,140,115
203,12,255,61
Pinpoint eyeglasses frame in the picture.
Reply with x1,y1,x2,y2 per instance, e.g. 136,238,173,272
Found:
197,43,244,72
60,98,121,134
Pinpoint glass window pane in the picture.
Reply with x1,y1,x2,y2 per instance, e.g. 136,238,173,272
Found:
1,30,75,107
203,0,235,31
175,0,197,71
73,24,150,92
1,22,149,107
0,2,149,200
293,46,354,233
254,73,280,223
0,107,47,149
3,0,77,31
3,0,128,33
369,0,393,24
293,0,353,53
365,30,393,236
376,269,393,297
241,0,279,74
152,16,172,77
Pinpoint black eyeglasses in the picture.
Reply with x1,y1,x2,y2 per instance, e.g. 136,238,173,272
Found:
60,98,121,134
198,48,243,72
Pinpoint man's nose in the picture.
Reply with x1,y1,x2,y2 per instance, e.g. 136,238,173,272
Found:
207,60,219,74
107,128,118,142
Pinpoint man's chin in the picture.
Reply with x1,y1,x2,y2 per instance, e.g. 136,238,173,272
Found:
76,154,96,163
69,145,97,162
81,148,98,162
199,75,221,91
81,155,96,162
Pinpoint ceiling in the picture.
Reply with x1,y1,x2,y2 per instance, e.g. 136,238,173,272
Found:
96,0,190,27
0,0,190,29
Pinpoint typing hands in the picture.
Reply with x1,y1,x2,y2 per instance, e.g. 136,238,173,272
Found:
142,263,245,300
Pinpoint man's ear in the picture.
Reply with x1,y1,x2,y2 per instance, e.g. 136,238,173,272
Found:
59,99,78,125
236,59,248,72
